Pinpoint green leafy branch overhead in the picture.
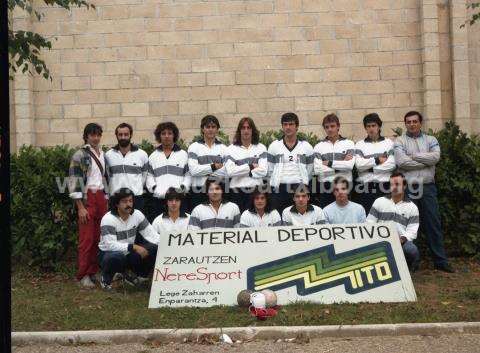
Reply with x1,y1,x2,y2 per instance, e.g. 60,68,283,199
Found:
462,2,480,27
8,0,93,80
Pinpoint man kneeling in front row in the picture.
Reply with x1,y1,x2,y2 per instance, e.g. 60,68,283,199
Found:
98,188,160,290
367,172,420,272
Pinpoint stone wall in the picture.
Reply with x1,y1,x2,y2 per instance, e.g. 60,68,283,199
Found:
9,0,480,150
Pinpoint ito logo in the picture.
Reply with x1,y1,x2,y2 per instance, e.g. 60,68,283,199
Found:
247,242,400,295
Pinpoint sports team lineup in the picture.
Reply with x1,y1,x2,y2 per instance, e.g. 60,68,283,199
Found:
67,110,454,297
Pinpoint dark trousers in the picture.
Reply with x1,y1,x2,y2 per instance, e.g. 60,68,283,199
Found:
314,181,336,209
356,182,390,215
99,244,157,285
270,183,300,215
134,195,145,214
402,240,420,272
407,183,448,266
189,190,207,211
228,187,256,213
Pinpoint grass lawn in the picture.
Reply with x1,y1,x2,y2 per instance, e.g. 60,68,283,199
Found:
12,258,480,332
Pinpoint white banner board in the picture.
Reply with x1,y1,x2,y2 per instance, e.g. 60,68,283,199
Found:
148,223,416,308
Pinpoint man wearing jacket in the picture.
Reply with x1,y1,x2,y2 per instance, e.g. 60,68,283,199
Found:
394,111,453,273
313,113,355,208
267,112,314,213
105,123,149,212
354,113,396,213
224,117,268,212
68,123,109,288
367,172,420,272
146,122,191,217
98,188,159,290
187,115,227,209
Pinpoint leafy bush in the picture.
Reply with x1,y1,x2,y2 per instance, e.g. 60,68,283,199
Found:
11,145,77,269
434,122,480,256
11,123,480,269
259,129,320,147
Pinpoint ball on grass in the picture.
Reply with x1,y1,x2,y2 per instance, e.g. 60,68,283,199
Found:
250,292,266,309
261,289,277,307
237,289,252,307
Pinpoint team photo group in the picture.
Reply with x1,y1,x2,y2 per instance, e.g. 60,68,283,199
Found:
68,111,454,291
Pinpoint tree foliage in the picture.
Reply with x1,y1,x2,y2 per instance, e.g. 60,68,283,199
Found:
462,2,480,27
8,0,93,80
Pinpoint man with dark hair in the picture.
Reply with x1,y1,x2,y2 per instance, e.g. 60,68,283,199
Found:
267,112,314,213
313,113,355,208
152,187,190,235
367,172,420,272
354,113,396,213
98,188,159,290
239,187,282,227
225,117,268,212
394,111,453,272
68,123,109,288
147,122,190,217
323,177,366,224
105,123,149,212
188,178,240,230
282,185,326,226
187,115,227,209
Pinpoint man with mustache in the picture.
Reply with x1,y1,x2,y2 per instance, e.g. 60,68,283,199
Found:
105,123,149,212
98,188,160,291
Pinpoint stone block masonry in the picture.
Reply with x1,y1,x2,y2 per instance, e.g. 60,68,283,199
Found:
9,0,480,149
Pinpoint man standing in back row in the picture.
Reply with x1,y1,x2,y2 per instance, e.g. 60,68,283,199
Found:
313,114,355,208
355,113,396,214
267,112,314,213
188,115,227,209
105,123,149,212
394,111,453,273
68,123,109,288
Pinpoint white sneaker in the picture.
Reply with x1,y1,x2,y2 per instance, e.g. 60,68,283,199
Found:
79,275,95,289
112,273,124,282
137,276,150,284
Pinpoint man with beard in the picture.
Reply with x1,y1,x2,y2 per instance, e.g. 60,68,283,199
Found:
105,123,149,212
98,188,159,290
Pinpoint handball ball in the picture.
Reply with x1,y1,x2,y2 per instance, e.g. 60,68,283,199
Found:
237,289,252,308
260,289,277,307
250,292,266,309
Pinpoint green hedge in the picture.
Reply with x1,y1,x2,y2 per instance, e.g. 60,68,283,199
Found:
11,123,479,268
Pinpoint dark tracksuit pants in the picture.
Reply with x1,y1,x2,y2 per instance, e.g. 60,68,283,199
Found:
99,242,158,285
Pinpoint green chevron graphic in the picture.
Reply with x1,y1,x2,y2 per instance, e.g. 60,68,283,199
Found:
247,242,400,295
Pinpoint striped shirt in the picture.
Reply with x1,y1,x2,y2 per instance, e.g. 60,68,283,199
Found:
105,144,149,196
224,143,268,188
99,210,160,253
394,131,440,184
188,202,241,230
239,209,282,228
267,138,314,187
282,204,327,226
355,137,396,184
187,139,227,188
146,144,191,199
366,195,419,241
313,136,355,183
152,212,190,235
